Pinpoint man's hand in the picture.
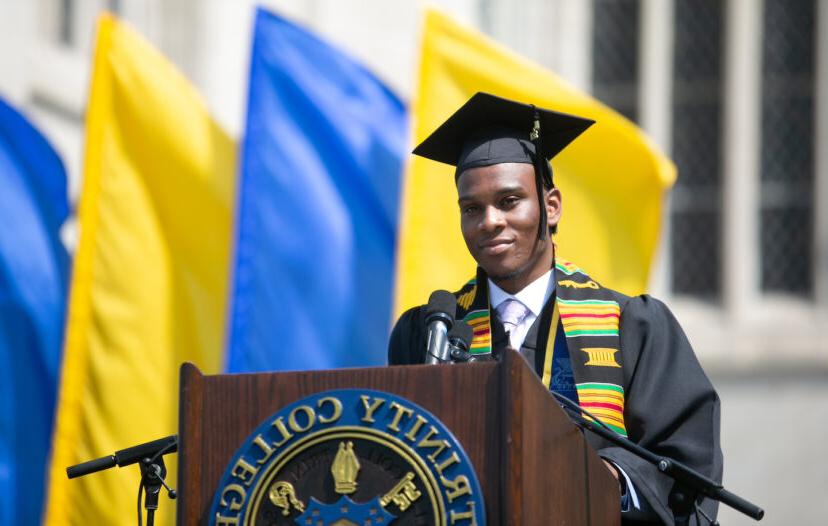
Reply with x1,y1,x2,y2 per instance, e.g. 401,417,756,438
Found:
602,459,621,484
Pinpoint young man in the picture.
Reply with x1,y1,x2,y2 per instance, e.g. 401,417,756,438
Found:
388,92,723,524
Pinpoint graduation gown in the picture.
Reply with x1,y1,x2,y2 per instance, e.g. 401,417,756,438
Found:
388,265,723,526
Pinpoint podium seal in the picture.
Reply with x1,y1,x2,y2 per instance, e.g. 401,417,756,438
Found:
209,389,485,525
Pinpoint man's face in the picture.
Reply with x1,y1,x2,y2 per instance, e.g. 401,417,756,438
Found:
456,162,561,293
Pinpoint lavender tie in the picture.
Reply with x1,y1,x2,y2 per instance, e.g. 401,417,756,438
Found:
496,298,530,350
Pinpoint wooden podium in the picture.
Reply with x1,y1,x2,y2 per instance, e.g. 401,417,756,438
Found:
177,350,619,525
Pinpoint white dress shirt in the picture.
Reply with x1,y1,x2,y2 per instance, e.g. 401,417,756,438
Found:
488,269,555,350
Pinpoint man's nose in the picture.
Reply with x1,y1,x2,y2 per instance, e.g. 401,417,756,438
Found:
480,206,506,231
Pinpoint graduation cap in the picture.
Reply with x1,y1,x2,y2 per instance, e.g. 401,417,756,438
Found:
412,92,594,239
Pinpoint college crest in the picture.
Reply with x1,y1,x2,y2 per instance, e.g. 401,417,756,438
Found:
209,389,485,525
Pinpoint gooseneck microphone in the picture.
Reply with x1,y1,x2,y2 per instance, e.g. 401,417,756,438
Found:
424,290,456,364
66,435,178,479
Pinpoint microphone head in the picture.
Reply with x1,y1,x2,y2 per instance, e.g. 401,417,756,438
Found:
448,321,474,352
425,290,456,327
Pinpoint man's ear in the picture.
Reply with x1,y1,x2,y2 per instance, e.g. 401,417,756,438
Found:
545,187,562,231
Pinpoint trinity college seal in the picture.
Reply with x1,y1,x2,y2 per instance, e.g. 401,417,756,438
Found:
209,389,485,526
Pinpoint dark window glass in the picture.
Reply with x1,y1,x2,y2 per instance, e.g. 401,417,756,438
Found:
760,0,815,295
592,0,640,123
672,210,722,296
670,0,726,298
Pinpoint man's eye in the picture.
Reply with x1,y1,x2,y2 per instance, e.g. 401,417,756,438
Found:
501,196,520,208
462,205,479,215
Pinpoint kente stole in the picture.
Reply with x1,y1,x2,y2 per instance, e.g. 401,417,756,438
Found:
453,259,628,437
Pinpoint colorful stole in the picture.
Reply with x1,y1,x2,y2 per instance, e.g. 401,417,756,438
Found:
454,276,492,355
452,259,629,437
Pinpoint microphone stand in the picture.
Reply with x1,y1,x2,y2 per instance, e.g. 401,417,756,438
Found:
137,444,177,526
550,392,764,525
66,435,178,526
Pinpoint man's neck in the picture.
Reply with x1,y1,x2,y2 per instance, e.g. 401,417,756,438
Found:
488,269,555,318
488,240,555,293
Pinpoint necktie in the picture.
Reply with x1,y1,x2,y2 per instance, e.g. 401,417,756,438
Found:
496,298,530,350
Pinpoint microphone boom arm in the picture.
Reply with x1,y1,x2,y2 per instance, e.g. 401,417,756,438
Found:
550,392,764,523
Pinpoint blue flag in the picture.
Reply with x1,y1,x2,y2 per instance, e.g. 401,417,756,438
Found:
0,98,69,524
226,8,408,372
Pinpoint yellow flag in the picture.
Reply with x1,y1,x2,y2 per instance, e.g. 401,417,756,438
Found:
395,9,675,313
44,15,235,525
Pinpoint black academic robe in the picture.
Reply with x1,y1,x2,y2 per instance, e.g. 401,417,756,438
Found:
388,276,723,526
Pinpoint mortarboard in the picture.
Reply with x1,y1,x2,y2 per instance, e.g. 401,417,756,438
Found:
412,92,594,239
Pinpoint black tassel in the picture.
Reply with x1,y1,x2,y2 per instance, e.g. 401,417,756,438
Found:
530,107,547,241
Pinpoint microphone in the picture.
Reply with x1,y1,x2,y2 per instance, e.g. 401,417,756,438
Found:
67,435,178,479
424,290,455,364
448,321,475,362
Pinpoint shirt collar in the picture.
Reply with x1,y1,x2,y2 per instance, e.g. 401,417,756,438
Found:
488,269,555,317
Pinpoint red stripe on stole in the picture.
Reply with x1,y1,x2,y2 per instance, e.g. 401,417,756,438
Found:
560,313,619,319
473,328,490,337
581,401,623,412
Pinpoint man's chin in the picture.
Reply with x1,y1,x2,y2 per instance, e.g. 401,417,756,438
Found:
484,266,522,283
482,257,551,291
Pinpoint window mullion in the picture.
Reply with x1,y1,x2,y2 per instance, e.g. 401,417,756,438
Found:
722,0,762,316
814,0,828,307
640,0,674,298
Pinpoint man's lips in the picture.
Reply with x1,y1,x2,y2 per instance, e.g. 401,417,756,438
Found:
479,238,513,256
